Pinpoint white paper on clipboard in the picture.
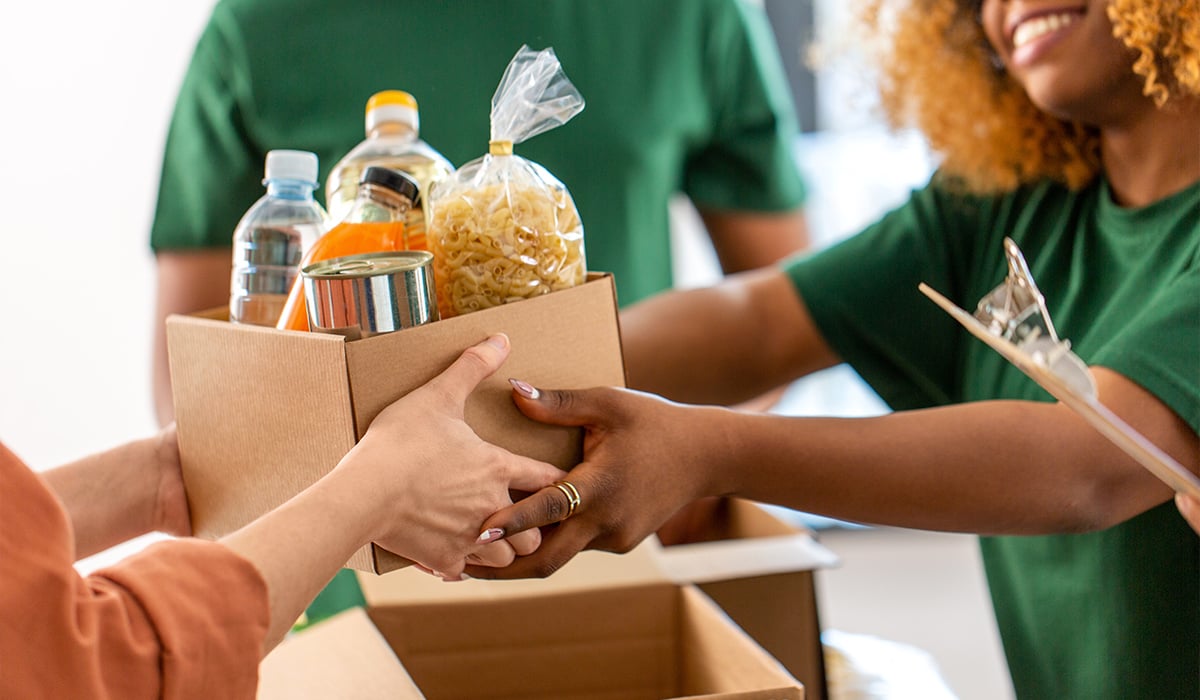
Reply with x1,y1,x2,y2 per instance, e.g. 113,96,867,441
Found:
918,239,1200,498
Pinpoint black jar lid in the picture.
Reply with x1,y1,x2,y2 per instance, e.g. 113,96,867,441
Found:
360,166,420,203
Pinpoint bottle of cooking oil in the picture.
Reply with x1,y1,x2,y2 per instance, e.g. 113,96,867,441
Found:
325,90,453,238
229,149,329,325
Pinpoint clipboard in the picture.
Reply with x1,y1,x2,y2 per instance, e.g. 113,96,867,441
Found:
919,238,1200,498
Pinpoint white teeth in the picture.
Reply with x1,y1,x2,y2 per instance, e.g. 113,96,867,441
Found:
1012,12,1079,50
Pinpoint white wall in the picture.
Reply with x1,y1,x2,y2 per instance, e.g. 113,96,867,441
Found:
0,2,215,471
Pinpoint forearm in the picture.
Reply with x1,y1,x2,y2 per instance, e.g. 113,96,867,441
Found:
717,400,1181,534
620,268,835,404
220,465,380,652
43,435,167,559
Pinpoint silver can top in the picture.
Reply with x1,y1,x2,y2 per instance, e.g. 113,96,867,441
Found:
302,250,434,280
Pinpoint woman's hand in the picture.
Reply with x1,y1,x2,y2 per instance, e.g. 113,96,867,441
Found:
1177,493,1200,535
335,335,566,579
465,381,736,580
151,424,191,537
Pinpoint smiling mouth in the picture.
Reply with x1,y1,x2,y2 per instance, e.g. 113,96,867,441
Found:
1011,12,1083,50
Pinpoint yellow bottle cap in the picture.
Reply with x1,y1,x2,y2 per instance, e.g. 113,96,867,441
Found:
365,90,419,134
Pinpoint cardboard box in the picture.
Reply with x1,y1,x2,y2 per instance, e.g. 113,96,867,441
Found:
166,274,625,573
258,582,803,699
355,499,837,698
655,499,838,700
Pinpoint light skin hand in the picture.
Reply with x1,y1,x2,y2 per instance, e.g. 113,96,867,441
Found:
43,425,191,560
333,333,564,579
222,334,566,650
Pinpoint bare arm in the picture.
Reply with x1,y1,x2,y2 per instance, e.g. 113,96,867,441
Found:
42,426,190,559
472,365,1198,579
152,249,231,426
620,267,839,404
699,206,810,274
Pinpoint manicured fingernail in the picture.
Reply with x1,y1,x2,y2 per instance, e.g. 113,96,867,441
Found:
476,527,505,544
486,333,509,350
508,378,540,399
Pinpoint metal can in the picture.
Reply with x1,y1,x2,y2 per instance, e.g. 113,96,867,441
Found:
301,251,439,339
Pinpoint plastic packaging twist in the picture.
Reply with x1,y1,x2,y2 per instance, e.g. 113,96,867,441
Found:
428,45,587,318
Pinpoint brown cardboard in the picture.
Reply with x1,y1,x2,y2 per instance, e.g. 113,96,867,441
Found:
357,499,836,699
656,499,838,700
258,583,803,699
167,274,625,573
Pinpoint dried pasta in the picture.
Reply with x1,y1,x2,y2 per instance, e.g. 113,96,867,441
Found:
428,178,586,317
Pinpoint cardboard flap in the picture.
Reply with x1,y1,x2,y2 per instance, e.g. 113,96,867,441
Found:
342,275,626,469
359,540,666,605
166,314,364,565
675,586,804,699
257,608,423,699
655,533,839,584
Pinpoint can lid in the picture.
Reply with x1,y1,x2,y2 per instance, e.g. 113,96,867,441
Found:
302,250,434,279
365,90,419,134
264,149,319,185
360,166,420,202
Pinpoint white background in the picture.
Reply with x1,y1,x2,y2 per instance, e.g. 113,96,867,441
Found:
0,2,215,469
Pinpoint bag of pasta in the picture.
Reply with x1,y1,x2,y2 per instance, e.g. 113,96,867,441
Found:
427,45,587,318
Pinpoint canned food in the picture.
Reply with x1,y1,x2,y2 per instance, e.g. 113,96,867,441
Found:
301,251,439,339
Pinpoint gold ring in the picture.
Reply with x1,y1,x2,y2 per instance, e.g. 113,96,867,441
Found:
551,480,581,520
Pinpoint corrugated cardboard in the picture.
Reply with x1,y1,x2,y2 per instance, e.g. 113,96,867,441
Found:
357,498,837,698
655,499,839,700
258,583,804,699
166,274,625,573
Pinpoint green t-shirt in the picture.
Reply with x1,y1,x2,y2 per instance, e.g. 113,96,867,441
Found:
149,0,806,307
786,177,1200,698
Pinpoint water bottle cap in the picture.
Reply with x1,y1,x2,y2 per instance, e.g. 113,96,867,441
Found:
360,166,420,203
366,90,419,133
264,150,319,186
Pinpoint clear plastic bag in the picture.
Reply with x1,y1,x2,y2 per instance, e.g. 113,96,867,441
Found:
427,45,587,318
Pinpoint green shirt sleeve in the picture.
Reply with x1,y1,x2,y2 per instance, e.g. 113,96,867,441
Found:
149,6,263,252
1092,265,1200,431
682,0,806,213
783,184,986,410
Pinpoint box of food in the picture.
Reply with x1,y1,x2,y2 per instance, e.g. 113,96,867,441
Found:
166,273,625,574
257,582,804,699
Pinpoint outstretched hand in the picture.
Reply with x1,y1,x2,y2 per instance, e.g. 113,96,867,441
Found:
465,381,732,580
335,335,566,579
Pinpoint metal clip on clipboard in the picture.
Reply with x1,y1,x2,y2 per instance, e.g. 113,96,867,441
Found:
919,237,1200,498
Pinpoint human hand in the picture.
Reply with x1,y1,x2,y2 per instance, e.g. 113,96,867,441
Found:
465,382,733,580
1177,493,1200,535
151,424,191,537
334,335,566,579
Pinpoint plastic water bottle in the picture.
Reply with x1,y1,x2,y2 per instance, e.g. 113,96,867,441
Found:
230,150,330,325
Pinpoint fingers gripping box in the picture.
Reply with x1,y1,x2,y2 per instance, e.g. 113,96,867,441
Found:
166,274,625,574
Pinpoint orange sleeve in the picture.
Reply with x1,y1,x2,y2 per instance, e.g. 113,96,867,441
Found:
0,443,269,699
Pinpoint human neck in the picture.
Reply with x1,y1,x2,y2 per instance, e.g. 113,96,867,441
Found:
1100,97,1200,208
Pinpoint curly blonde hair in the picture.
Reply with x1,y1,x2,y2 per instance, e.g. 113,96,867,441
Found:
854,0,1200,192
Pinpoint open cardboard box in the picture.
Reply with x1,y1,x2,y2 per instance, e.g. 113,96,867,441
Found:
258,582,803,699
166,274,625,573
355,498,838,699
655,499,839,700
